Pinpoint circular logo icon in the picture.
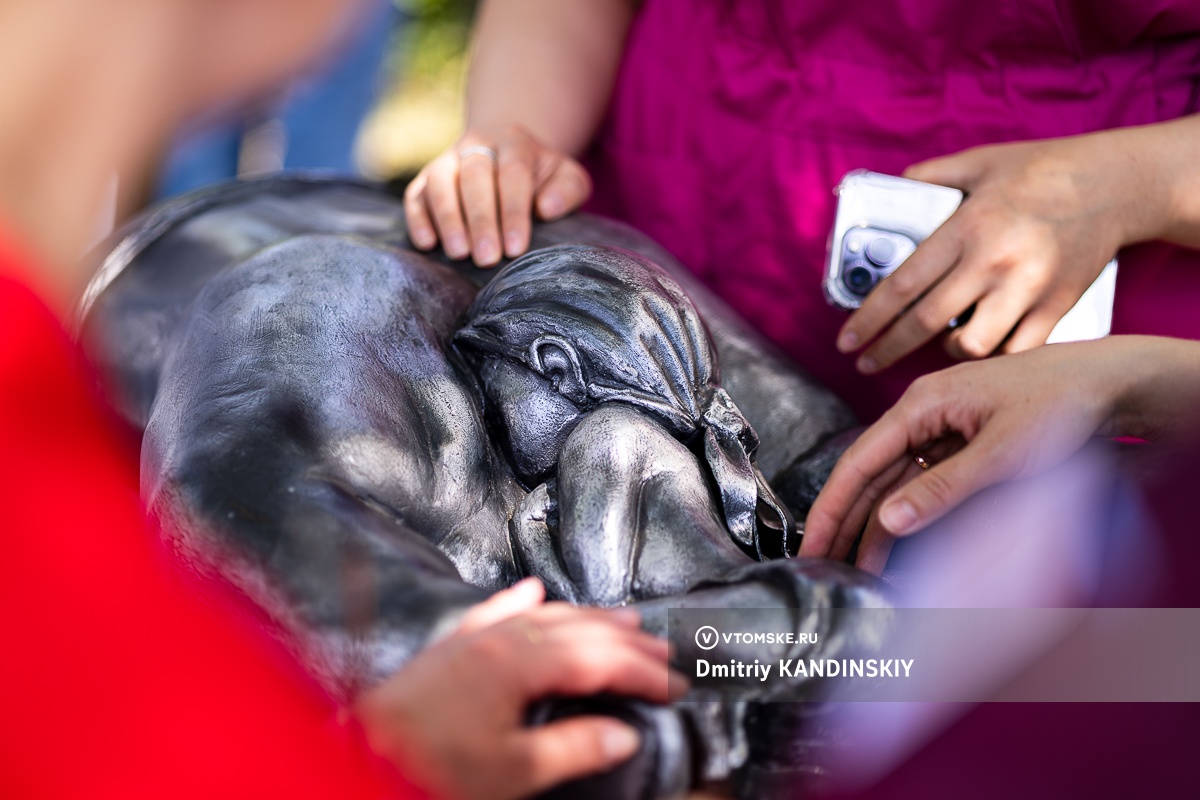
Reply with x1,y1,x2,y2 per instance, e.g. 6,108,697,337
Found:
695,625,719,651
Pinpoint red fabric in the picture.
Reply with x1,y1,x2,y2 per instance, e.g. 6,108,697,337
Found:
0,238,424,799
588,0,1200,422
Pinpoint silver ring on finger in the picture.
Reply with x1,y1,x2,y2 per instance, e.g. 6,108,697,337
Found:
458,145,498,166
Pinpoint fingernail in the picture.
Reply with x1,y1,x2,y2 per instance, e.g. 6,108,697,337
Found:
504,230,524,257
838,330,858,352
602,724,641,761
513,577,543,594
538,192,563,219
445,233,469,260
857,356,877,374
667,671,691,700
411,228,436,250
880,499,918,534
475,236,500,266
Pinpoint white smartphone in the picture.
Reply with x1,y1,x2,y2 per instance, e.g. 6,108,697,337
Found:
823,170,1116,344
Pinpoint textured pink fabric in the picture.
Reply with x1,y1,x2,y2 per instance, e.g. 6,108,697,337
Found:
587,0,1200,420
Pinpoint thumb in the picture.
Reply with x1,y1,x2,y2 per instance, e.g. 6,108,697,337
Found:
534,156,592,220
877,433,1013,535
455,578,545,635
510,717,641,797
903,148,989,190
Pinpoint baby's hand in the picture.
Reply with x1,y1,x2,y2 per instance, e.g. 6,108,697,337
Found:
510,482,581,602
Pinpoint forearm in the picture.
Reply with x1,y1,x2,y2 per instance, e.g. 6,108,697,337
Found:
1105,335,1200,441
1105,115,1200,249
467,0,638,155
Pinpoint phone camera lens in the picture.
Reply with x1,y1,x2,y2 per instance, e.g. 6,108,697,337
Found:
845,265,876,296
865,237,897,266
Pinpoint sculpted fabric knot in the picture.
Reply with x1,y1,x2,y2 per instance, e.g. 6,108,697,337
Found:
700,386,794,557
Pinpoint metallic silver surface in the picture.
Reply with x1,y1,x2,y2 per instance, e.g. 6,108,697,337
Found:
81,176,889,799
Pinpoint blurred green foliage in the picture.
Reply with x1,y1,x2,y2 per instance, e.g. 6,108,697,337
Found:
393,0,477,21
391,0,478,80
357,0,478,176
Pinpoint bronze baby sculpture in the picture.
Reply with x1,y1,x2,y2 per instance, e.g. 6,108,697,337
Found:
457,243,796,604
81,177,887,799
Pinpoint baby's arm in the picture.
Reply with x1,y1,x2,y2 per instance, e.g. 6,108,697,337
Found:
512,404,752,606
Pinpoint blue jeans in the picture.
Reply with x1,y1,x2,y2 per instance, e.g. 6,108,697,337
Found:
157,0,402,199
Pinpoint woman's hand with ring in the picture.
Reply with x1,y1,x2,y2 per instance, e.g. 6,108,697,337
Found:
405,125,592,267
800,339,1146,573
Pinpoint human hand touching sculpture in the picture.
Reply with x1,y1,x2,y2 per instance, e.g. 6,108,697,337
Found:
802,336,1200,574
405,126,591,266
837,117,1200,372
402,1,1200,399
358,579,689,800
402,0,637,266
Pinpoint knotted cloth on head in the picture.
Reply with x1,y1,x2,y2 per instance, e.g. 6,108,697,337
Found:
455,244,793,558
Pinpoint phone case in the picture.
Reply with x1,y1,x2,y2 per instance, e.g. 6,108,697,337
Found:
824,170,963,311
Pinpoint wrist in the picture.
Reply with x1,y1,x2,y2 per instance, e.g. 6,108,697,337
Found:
1100,126,1175,247
1104,119,1200,247
1104,336,1200,441
461,120,521,140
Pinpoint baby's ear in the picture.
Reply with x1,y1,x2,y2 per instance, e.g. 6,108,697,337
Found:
529,336,587,404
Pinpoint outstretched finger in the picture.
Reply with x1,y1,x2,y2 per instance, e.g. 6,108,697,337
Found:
403,172,438,251
455,578,545,635
855,511,898,576
1001,301,1074,354
497,135,537,257
943,282,1037,360
475,608,668,673
823,454,910,563
510,716,641,798
424,154,470,260
459,146,503,267
516,601,644,632
522,613,673,668
838,224,962,357
854,458,928,574
855,248,991,373
516,633,684,704
802,410,916,557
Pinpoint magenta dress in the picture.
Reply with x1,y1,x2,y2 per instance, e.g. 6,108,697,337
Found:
587,0,1200,420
